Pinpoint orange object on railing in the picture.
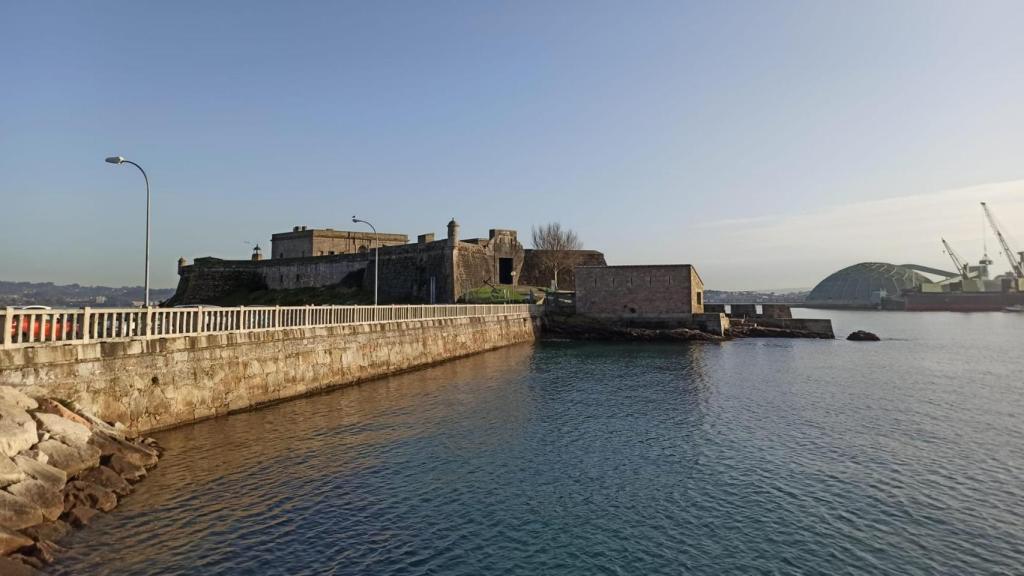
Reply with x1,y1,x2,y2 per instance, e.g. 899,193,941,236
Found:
10,315,76,341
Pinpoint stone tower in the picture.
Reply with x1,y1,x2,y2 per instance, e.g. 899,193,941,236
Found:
447,218,460,246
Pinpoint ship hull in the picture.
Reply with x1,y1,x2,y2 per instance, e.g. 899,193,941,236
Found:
904,291,1024,311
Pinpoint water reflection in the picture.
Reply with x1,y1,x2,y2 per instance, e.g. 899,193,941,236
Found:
53,317,1024,576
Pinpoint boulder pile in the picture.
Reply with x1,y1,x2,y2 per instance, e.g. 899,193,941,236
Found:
0,387,161,574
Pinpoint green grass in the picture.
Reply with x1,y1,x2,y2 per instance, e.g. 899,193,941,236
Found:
460,285,529,304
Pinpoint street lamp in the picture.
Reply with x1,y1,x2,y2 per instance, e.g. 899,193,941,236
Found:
352,216,378,306
105,156,151,307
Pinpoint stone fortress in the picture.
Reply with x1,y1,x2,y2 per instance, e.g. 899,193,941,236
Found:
171,219,606,305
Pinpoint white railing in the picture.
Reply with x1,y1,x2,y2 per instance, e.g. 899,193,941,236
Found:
1,304,529,350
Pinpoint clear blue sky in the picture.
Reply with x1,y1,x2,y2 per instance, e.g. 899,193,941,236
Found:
3,1,1024,290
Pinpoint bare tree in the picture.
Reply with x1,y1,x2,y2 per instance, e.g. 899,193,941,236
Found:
531,222,583,290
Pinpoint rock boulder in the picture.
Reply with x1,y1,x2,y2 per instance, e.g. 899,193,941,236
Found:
34,440,101,477
13,456,66,493
34,399,91,430
66,506,100,528
847,330,881,341
0,402,38,458
89,432,159,468
0,555,38,575
0,491,43,530
0,387,38,412
20,520,69,543
0,525,33,556
80,466,132,496
7,479,64,522
0,455,26,488
33,413,92,446
64,481,117,513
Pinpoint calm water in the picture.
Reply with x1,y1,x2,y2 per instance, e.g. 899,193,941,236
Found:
53,311,1024,575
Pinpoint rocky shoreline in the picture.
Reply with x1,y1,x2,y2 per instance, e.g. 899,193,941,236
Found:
541,316,832,342
0,387,161,575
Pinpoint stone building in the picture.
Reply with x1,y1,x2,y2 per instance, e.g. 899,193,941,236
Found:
574,265,704,326
171,219,606,305
271,226,408,259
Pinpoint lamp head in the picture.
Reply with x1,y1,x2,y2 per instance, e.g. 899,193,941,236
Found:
105,156,125,165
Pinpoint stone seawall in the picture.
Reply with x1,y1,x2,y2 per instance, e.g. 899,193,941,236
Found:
0,314,536,434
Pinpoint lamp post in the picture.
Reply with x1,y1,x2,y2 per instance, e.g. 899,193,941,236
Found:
352,216,378,305
105,156,151,307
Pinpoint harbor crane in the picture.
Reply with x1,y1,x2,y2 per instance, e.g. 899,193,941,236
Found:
941,238,970,279
981,202,1024,278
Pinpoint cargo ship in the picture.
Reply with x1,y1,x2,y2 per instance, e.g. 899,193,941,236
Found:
903,289,1024,311
900,202,1024,312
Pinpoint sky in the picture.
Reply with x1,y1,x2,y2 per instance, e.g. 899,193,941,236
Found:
2,1,1023,291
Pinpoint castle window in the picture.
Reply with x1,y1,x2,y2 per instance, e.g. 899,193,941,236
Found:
697,292,703,305
296,274,301,282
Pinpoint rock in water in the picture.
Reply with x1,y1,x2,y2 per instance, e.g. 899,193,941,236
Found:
79,466,133,496
63,481,118,512
89,432,159,467
21,520,70,543
66,506,100,528
847,330,880,341
0,556,39,576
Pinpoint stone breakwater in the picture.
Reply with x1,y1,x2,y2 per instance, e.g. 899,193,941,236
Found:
0,386,160,575
0,313,536,435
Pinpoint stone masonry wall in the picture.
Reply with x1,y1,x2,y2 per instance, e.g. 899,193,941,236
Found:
172,255,369,304
575,265,705,320
0,314,536,434
367,241,455,304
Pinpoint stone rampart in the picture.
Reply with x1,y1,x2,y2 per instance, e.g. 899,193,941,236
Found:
0,314,536,434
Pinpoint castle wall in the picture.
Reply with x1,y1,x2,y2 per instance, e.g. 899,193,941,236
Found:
172,255,369,304
365,241,455,304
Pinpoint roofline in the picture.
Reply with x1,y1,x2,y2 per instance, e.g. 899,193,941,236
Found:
576,264,695,269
